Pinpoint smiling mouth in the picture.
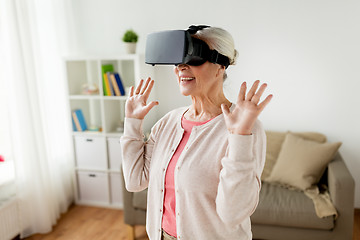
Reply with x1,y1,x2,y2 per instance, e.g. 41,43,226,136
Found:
180,77,195,81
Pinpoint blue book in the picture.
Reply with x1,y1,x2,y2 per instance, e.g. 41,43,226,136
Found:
74,109,87,131
114,72,125,96
106,72,115,96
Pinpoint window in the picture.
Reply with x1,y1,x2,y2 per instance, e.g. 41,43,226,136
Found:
0,79,15,184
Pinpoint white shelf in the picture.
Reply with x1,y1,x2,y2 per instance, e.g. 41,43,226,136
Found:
69,95,101,100
106,132,123,137
69,95,128,101
63,54,139,61
70,131,123,137
72,131,103,136
103,96,128,101
75,168,109,172
64,54,149,209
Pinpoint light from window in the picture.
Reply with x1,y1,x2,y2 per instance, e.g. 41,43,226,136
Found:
0,74,15,184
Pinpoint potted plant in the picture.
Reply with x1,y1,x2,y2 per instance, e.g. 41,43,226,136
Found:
122,29,138,54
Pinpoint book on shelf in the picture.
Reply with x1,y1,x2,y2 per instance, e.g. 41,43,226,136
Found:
114,72,126,96
71,113,78,131
72,112,81,131
101,63,126,96
109,73,121,96
71,109,87,131
103,73,111,96
106,72,115,96
101,64,114,96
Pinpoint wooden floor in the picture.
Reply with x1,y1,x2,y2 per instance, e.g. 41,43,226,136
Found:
355,209,360,240
24,205,148,240
24,205,360,240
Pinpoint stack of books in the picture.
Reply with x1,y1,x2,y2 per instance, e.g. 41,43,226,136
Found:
102,64,126,96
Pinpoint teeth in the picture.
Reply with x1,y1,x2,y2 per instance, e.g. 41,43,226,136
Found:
181,77,195,81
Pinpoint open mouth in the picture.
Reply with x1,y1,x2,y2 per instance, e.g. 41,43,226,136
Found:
180,77,195,81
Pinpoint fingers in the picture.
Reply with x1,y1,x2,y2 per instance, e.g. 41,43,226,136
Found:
240,80,269,105
142,78,155,100
245,80,260,101
258,94,273,111
134,79,144,94
132,77,153,97
143,101,159,115
221,104,230,117
237,82,247,103
251,83,268,104
140,77,151,95
129,86,134,97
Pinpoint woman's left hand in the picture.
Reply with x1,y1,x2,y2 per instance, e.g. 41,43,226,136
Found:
221,80,273,135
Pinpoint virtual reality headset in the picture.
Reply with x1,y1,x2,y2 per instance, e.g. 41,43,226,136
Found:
145,25,230,68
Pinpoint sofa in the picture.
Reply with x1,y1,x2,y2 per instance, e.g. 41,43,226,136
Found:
121,131,355,240
121,166,147,239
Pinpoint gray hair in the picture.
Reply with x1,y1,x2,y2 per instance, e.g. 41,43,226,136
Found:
193,27,238,80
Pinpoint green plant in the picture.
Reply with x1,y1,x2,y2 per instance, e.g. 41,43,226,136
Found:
122,29,138,43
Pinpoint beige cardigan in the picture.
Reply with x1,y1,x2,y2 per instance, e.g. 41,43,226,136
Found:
121,106,266,240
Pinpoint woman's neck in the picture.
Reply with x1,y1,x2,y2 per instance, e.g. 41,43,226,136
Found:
184,92,231,122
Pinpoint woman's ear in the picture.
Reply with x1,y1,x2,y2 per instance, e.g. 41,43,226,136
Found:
215,65,226,78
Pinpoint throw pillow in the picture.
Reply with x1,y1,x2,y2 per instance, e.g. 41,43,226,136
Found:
261,131,327,180
261,131,286,180
265,132,341,190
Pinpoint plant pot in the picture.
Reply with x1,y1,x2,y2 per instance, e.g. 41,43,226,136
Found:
124,42,137,54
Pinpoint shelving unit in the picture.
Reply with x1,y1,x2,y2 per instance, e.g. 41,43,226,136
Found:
64,54,155,209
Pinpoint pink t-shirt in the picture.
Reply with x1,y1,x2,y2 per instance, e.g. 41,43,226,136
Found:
162,116,213,237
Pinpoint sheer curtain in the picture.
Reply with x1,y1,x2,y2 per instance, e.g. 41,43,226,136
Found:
0,0,78,237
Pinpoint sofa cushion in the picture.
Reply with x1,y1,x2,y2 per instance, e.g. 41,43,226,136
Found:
133,189,147,211
261,131,287,180
251,182,334,230
262,131,327,180
265,132,341,190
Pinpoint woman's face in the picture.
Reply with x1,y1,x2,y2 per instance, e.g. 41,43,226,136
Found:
174,62,224,97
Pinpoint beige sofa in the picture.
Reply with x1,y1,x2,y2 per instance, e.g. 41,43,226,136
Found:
121,131,355,240
252,153,354,240
120,167,147,239
251,131,355,240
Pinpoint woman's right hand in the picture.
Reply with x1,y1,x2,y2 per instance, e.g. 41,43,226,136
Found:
125,77,159,119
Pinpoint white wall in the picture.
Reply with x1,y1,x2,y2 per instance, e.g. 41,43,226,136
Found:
70,0,360,208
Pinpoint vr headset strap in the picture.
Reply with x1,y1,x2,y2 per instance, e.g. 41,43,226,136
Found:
187,25,210,34
187,25,230,68
209,50,230,68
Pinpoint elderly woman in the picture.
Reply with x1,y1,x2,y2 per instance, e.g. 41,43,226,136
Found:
121,26,272,240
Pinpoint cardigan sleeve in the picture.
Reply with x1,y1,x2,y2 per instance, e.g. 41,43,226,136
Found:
120,117,158,192
215,120,266,227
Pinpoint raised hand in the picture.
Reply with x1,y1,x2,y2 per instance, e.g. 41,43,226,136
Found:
125,77,159,119
221,80,273,135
